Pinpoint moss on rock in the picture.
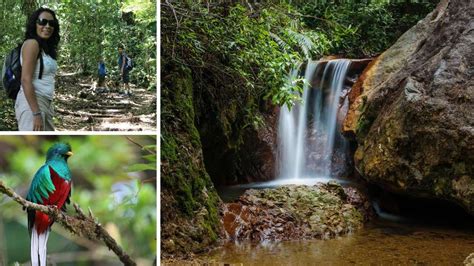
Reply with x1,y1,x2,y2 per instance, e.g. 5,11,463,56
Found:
221,183,371,242
161,64,221,258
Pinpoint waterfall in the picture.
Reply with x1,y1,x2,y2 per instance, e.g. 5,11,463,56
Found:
292,61,318,179
277,59,351,180
277,64,300,179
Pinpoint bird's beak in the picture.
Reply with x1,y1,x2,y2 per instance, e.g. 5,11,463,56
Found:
66,151,74,157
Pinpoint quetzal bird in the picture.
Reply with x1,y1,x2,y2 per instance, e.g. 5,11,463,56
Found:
26,143,73,266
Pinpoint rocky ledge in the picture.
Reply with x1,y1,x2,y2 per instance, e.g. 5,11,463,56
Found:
221,182,373,242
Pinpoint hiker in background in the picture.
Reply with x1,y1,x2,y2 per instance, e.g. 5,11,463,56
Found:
118,44,131,96
15,7,59,131
98,57,107,88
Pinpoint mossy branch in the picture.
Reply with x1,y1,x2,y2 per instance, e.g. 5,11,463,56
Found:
0,180,136,266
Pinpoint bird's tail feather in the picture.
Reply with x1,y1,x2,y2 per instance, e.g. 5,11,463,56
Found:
31,227,50,266
31,227,39,266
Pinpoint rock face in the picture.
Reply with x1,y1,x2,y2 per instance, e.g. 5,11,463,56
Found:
344,0,474,214
161,65,221,258
221,183,372,242
233,108,278,184
198,99,278,186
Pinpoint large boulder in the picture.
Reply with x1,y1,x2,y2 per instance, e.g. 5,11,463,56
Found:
344,0,474,214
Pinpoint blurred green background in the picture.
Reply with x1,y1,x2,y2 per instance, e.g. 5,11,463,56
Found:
0,135,156,266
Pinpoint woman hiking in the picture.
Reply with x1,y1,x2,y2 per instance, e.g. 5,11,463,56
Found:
15,7,60,131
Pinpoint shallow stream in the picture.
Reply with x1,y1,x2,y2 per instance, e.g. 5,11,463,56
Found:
203,183,474,265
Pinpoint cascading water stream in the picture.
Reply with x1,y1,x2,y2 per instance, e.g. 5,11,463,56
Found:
278,59,351,181
278,65,301,179
292,61,318,179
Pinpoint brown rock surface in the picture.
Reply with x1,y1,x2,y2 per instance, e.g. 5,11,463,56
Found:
221,183,371,242
238,108,278,184
345,0,474,214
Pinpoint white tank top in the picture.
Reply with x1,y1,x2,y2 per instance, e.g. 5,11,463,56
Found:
20,42,57,100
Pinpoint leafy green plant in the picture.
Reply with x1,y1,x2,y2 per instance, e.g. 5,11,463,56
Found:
296,1,436,57
268,75,307,110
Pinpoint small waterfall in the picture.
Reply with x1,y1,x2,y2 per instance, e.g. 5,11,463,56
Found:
278,65,301,179
292,61,318,179
277,59,351,180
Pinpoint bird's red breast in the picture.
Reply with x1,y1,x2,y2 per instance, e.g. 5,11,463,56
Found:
35,166,71,234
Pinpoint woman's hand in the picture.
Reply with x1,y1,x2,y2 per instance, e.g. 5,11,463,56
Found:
33,115,43,131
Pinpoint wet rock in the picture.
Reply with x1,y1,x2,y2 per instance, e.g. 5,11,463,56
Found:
345,0,474,215
343,186,375,221
221,201,305,242
221,183,371,243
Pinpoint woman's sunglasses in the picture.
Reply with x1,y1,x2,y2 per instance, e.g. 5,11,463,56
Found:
36,18,58,27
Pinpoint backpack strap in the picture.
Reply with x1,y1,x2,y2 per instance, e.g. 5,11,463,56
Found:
38,51,43,80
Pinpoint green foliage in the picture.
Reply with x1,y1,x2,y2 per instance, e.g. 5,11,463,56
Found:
0,0,156,89
0,136,156,264
267,67,307,110
162,2,324,111
0,1,25,58
297,1,437,57
54,0,156,90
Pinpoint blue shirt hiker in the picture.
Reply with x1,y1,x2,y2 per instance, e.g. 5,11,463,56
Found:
98,60,106,87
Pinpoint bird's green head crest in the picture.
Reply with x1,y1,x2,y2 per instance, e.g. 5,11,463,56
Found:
46,143,73,162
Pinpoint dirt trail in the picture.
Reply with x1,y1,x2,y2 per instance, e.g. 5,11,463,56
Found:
54,72,156,131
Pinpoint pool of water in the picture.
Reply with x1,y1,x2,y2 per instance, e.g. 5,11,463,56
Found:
209,180,474,265
201,218,474,264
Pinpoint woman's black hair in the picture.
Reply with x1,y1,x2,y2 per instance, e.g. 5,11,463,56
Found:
24,7,60,60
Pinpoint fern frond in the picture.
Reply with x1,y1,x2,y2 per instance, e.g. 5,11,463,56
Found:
287,29,315,59
270,32,290,51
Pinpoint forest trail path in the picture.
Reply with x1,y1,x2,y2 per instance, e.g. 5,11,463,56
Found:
54,71,156,131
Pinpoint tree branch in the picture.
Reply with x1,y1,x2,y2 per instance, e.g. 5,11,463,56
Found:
126,136,155,155
0,181,136,266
